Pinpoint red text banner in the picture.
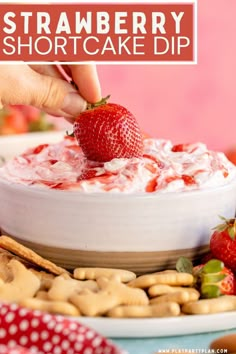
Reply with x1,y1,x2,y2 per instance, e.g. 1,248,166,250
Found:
0,3,196,63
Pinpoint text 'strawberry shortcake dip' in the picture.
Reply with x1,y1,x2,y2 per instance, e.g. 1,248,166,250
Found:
0,137,236,193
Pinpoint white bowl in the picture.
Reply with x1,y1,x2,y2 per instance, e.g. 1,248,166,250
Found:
0,133,236,273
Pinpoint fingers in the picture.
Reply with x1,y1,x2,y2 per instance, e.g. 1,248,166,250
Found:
27,64,102,105
0,63,101,121
60,65,72,79
0,65,86,119
29,65,65,80
68,64,102,103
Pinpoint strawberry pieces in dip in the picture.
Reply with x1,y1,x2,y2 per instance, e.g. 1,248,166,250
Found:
0,137,235,193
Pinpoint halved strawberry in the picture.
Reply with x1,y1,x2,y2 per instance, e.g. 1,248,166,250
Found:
176,257,236,298
73,97,143,162
193,260,235,297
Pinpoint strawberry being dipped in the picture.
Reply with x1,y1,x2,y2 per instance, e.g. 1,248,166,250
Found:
210,217,236,273
73,96,143,162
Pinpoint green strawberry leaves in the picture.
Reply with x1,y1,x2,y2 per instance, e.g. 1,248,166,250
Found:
176,257,227,299
200,259,227,298
176,256,193,274
228,225,236,240
202,259,224,273
201,284,221,299
213,216,236,240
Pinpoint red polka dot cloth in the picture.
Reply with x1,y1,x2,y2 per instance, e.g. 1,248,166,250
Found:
0,302,126,354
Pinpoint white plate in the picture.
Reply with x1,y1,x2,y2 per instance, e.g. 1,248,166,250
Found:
77,312,236,338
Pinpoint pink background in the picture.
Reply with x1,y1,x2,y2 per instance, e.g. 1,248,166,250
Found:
96,0,236,152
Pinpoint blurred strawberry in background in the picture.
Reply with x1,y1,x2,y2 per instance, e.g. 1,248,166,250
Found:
0,106,27,135
225,147,236,165
0,105,56,135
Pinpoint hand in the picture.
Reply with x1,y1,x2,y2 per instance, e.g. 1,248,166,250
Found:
0,63,101,120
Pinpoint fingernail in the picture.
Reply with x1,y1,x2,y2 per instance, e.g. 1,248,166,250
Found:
62,92,87,117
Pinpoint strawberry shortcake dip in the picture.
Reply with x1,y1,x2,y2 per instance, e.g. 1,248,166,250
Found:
0,136,235,193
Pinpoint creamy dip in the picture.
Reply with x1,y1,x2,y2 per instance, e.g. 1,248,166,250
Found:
0,137,235,193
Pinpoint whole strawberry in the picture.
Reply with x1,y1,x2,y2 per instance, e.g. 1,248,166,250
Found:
73,96,143,162
210,217,236,273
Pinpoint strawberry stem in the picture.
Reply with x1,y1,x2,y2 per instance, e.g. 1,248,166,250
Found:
213,216,236,240
66,130,74,137
87,95,110,110
176,256,193,274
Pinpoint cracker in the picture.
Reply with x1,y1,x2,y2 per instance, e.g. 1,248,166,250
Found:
74,267,136,282
149,290,199,305
70,290,121,316
0,236,68,276
128,271,194,289
0,250,14,282
107,302,181,318
29,269,55,290
182,295,236,314
0,259,40,303
48,275,98,302
148,284,200,297
97,276,149,306
20,298,80,316
35,290,49,300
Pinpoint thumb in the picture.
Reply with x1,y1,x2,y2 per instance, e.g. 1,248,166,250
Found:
0,65,87,118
